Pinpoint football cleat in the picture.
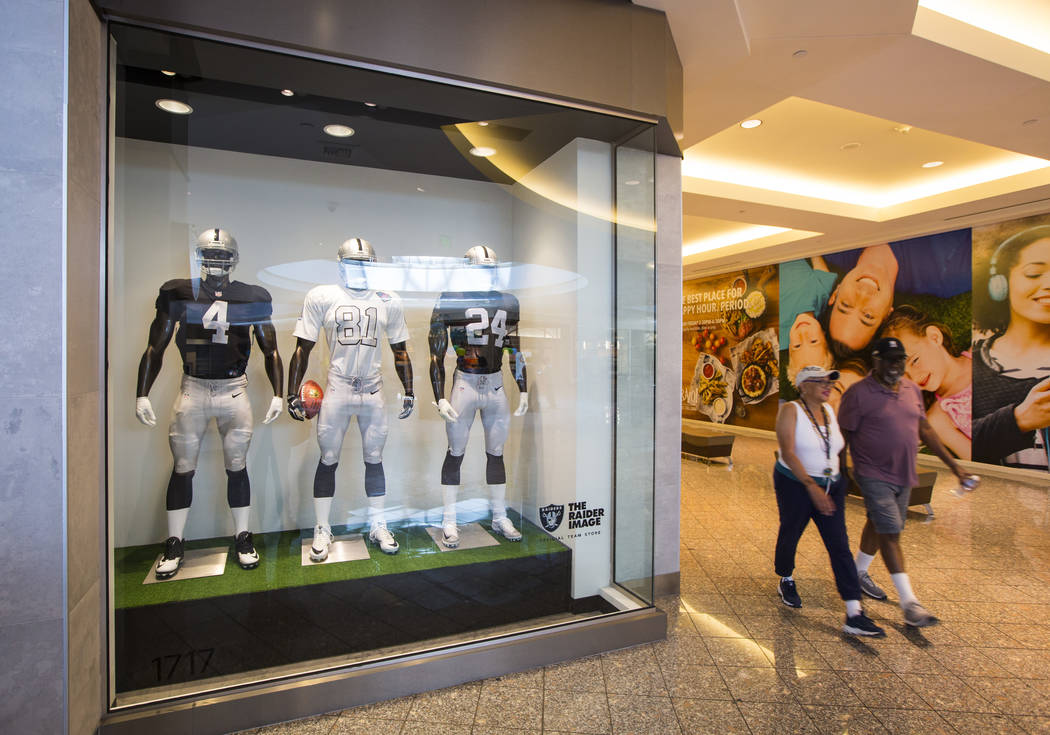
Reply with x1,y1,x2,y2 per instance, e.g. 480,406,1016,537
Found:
369,524,400,555
155,536,184,579
195,228,239,278
441,522,460,549
310,524,333,562
491,517,522,542
234,531,259,570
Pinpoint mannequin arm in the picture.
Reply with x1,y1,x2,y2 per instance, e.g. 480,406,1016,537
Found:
136,310,175,398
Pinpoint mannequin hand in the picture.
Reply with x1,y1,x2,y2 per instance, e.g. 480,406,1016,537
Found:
398,395,415,419
263,396,283,424
287,394,306,421
434,398,459,423
514,392,529,417
135,397,157,427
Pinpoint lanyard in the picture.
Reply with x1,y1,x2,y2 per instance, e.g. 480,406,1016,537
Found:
798,400,833,487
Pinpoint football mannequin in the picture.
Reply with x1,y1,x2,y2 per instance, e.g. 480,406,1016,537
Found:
135,228,284,579
287,238,414,560
429,245,528,548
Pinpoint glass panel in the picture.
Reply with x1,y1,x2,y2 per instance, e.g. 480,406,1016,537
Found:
613,127,657,603
107,23,656,706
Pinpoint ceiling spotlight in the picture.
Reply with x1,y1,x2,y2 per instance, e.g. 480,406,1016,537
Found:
280,89,294,97
792,49,808,58
416,186,425,192
840,142,862,151
155,99,193,115
160,69,176,77
674,132,685,140
894,125,913,134
323,124,355,138
364,102,377,107
922,160,944,168
740,119,762,129
478,121,489,127
469,146,497,157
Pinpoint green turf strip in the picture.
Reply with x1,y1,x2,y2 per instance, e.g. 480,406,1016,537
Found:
115,517,568,609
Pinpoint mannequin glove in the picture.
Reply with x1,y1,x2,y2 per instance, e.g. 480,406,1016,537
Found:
287,393,306,421
263,396,283,424
135,396,157,427
433,398,459,423
398,394,415,419
514,392,529,417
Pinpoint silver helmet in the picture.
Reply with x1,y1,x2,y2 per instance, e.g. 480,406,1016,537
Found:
196,228,239,278
464,245,498,265
337,237,376,262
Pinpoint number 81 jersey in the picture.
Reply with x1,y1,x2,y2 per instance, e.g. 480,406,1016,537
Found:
157,278,274,379
294,285,409,380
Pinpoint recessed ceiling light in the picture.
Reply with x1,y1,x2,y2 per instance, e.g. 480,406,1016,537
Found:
364,102,377,108
792,49,808,58
478,121,489,127
323,124,355,138
160,69,176,77
894,125,913,134
840,142,862,151
280,89,294,97
674,132,685,140
416,186,425,192
469,146,497,157
624,179,640,186
740,119,762,129
155,99,193,115
922,160,944,168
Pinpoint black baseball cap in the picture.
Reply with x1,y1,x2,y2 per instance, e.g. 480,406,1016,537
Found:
871,337,907,358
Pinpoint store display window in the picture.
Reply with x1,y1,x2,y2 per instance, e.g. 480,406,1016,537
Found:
107,24,657,706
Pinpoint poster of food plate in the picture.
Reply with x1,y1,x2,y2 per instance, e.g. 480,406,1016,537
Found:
682,264,780,429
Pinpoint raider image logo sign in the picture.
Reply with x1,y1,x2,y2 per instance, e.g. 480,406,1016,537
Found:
539,504,564,533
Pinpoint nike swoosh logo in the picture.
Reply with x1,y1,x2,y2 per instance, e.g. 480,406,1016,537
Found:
232,392,242,398
494,386,502,391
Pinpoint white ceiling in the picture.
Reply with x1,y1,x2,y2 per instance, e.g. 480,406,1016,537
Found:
636,0,1050,277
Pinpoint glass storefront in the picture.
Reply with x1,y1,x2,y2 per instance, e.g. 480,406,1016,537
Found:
107,24,657,706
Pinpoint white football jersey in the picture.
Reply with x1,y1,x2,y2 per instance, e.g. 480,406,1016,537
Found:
294,285,409,380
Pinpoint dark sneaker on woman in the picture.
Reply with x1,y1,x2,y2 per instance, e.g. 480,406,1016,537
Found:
778,579,801,608
843,612,887,637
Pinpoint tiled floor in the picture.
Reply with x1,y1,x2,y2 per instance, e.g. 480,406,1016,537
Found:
239,435,1050,734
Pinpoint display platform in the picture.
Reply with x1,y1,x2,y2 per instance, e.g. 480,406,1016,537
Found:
114,514,584,693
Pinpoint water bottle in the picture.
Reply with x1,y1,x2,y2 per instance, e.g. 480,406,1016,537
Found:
951,474,980,497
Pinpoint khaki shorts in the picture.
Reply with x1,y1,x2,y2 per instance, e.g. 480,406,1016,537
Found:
857,476,911,534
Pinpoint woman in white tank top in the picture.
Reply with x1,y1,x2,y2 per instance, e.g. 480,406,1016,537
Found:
772,366,885,637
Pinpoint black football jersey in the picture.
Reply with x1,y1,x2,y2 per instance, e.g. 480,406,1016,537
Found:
433,291,520,374
156,279,273,379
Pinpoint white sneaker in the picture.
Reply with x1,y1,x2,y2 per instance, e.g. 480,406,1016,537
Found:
492,517,522,541
442,522,460,549
310,524,333,562
369,524,400,554
155,536,184,579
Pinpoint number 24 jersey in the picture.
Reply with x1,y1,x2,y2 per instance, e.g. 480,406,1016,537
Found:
294,285,409,381
432,290,520,374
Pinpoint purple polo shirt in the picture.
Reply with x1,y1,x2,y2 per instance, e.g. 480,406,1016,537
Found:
838,374,923,488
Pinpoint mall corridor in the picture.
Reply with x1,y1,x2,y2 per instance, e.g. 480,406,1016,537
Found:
239,435,1050,734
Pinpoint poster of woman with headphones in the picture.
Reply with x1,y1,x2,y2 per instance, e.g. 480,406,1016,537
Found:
972,214,1050,472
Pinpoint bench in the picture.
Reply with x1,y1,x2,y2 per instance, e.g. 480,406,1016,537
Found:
846,469,937,519
682,431,735,468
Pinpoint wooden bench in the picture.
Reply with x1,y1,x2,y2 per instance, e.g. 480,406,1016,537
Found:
682,431,735,468
847,469,937,520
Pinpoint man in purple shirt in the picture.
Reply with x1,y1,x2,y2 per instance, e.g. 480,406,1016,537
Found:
838,337,968,627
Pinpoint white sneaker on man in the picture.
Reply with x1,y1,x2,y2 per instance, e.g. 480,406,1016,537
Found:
492,517,522,541
155,536,184,579
442,522,460,549
369,524,400,554
310,524,333,562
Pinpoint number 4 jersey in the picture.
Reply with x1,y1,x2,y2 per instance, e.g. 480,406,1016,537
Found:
294,285,409,380
156,278,274,379
432,290,520,373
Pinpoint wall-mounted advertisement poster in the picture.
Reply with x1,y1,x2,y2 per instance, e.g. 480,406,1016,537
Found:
972,214,1050,473
682,265,779,430
779,230,973,458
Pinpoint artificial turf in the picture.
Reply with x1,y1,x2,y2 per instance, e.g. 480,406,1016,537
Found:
115,515,567,609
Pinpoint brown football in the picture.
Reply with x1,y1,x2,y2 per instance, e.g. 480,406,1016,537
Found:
299,379,324,419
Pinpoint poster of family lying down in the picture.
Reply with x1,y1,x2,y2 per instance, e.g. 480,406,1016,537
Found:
682,211,1050,474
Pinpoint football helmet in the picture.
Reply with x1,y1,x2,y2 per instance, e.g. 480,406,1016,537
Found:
337,237,376,262
196,228,239,278
464,245,498,266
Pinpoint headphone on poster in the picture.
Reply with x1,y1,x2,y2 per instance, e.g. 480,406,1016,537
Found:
988,225,1050,302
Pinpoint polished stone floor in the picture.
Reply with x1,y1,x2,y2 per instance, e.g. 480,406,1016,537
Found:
239,435,1050,734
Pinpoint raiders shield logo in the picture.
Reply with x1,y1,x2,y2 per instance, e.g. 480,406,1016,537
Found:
539,504,564,533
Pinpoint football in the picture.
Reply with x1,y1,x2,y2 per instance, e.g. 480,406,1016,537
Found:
299,379,324,419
